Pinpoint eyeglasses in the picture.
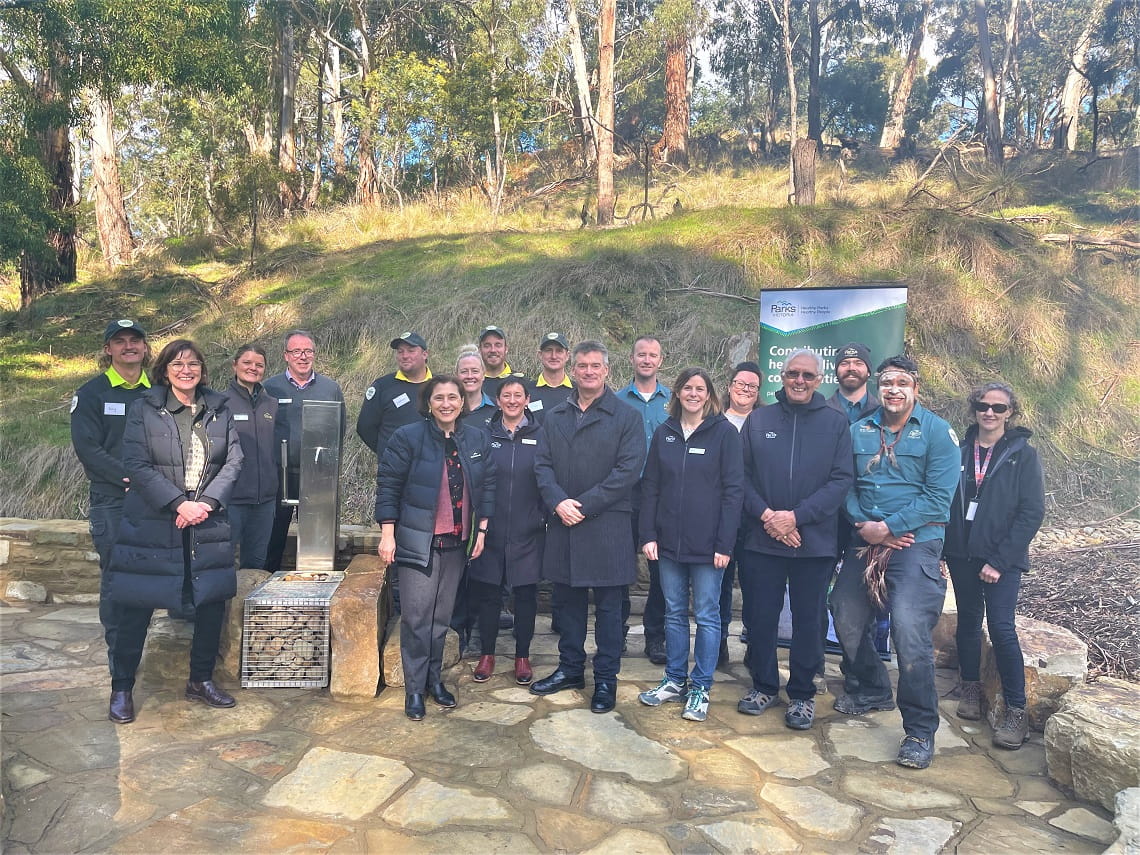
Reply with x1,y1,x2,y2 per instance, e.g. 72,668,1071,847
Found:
285,348,315,358
169,361,202,371
731,380,759,392
782,370,818,382
972,401,1010,414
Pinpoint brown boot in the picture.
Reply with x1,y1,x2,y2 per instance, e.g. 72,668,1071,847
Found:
956,680,982,720
993,705,1029,749
514,657,533,685
185,680,236,708
473,655,495,682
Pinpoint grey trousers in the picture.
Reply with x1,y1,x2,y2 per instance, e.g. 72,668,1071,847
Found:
398,546,466,694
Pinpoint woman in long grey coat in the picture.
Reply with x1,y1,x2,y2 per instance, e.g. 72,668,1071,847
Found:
107,339,243,725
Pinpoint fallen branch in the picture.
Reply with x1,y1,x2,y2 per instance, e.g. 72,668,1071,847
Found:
1042,233,1140,254
664,280,759,304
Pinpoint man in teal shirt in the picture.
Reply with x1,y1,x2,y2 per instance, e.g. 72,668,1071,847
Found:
829,354,960,770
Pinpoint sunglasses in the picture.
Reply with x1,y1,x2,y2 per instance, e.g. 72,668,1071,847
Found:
972,401,1010,414
783,370,818,382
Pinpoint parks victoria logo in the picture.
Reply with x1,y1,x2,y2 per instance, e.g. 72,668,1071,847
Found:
770,300,796,316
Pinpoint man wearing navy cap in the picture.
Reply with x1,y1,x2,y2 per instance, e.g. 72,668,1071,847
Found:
479,326,514,399
528,332,575,417
71,319,151,666
356,332,432,459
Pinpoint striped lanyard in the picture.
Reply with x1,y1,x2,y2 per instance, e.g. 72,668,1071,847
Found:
973,442,994,488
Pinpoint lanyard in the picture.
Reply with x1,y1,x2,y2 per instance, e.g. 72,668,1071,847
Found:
973,442,994,487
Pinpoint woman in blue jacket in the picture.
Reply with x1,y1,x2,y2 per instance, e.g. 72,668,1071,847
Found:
944,382,1044,750
737,350,853,730
376,375,496,721
468,378,545,685
107,339,244,725
637,367,743,722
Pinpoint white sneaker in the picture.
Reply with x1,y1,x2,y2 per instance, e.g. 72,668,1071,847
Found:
682,687,710,722
638,677,686,706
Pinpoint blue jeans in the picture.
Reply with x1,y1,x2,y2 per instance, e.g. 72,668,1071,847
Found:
738,551,832,700
948,558,1026,708
658,557,723,691
228,500,276,570
89,491,124,673
830,539,946,740
554,583,624,681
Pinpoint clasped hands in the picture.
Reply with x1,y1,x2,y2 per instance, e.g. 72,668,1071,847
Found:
762,509,801,548
854,520,915,550
174,500,211,529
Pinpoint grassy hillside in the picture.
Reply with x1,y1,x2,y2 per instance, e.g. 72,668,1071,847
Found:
2,152,1136,524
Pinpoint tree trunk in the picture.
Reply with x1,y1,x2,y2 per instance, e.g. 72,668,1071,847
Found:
973,0,1003,164
596,0,616,225
277,8,298,211
303,34,327,210
767,0,798,200
566,0,595,161
329,43,346,175
20,36,76,307
659,34,690,166
880,0,929,149
807,0,822,142
89,94,134,269
792,138,817,205
1053,1,1106,150
996,0,1018,141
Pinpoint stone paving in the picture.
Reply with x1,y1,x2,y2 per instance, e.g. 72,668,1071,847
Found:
0,600,1119,853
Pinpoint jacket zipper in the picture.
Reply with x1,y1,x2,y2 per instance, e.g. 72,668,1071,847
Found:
674,423,690,557
787,410,798,554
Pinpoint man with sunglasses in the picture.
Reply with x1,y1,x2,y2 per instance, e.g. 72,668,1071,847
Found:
829,354,959,770
264,330,345,572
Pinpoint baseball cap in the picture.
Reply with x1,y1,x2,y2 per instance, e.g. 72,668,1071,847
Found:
479,325,506,342
390,331,428,349
104,319,146,341
539,332,569,350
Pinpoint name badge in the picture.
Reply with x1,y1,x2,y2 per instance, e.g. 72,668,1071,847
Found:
688,447,706,455
234,413,250,421
965,501,979,521
521,438,537,445
103,402,126,416
393,393,410,408
528,400,544,411
278,397,293,404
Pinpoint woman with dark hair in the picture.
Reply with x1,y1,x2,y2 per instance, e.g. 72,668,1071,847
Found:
944,381,1044,750
469,377,544,685
638,367,743,722
376,375,496,720
106,339,244,724
223,344,278,569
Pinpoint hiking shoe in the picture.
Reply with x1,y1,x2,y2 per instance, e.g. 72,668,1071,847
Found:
896,735,934,769
833,693,896,715
957,680,983,720
645,638,668,665
785,698,815,730
682,687,710,722
639,677,687,706
737,689,778,716
993,705,1030,750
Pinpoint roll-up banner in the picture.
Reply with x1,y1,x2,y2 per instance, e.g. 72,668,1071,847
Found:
760,284,908,658
758,284,908,404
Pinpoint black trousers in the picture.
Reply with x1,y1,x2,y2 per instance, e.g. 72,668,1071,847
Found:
471,579,537,658
265,471,299,573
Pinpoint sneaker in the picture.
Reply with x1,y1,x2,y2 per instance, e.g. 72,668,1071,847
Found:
833,693,896,715
992,705,1029,750
784,698,815,730
639,677,687,706
737,689,778,716
896,735,934,769
957,680,983,720
682,687,710,722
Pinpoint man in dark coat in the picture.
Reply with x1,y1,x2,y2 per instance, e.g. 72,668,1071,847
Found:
531,341,646,713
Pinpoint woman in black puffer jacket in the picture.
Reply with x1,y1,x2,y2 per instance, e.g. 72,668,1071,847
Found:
107,339,244,726
944,381,1044,751
376,375,496,721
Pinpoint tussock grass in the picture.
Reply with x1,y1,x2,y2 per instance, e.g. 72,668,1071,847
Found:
2,153,1136,522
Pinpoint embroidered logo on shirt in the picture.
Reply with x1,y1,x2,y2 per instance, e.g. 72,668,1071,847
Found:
665,434,677,443
469,451,481,459
765,431,777,439
365,385,376,400
908,428,923,439
69,395,78,414
491,441,502,449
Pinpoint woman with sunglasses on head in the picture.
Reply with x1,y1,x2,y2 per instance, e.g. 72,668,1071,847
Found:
106,339,244,724
944,382,1044,750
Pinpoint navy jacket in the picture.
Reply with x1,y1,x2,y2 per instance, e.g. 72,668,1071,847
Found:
70,371,150,498
356,371,429,456
740,389,854,558
639,414,743,563
108,385,243,609
263,372,345,474
943,424,1045,573
468,414,546,588
375,419,497,571
535,386,645,587
223,378,279,504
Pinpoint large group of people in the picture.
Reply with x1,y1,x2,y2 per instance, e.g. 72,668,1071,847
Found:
71,319,1044,768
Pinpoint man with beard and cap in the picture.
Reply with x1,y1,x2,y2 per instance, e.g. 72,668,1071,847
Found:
829,354,959,770
827,342,879,424
478,326,514,399
71,319,152,663
356,332,433,459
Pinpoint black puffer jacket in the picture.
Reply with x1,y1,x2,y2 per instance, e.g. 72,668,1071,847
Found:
108,385,243,609
740,389,854,558
943,424,1045,573
375,419,497,571
468,414,546,587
